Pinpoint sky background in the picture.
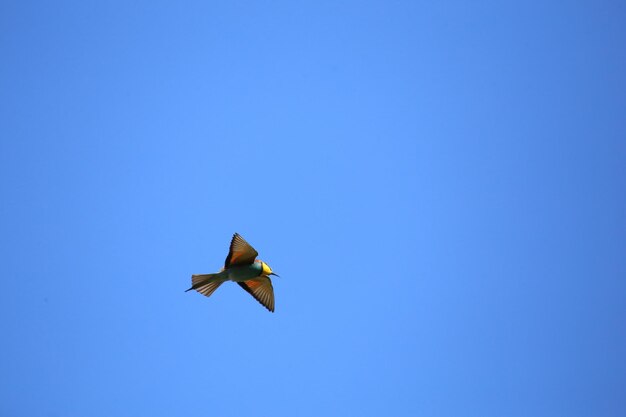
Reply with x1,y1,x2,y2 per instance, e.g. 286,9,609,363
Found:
1,1,625,416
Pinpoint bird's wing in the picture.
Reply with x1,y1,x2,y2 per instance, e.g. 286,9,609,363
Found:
238,276,275,312
225,233,259,267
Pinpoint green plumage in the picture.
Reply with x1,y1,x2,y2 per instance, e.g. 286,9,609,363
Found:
225,262,263,282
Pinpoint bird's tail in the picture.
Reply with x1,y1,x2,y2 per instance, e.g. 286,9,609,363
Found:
185,274,224,298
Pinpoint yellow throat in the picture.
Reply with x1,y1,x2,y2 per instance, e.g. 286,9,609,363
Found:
261,261,273,276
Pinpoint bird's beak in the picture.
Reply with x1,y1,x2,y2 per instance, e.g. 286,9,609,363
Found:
270,272,280,277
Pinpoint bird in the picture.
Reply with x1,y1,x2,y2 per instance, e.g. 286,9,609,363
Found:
186,233,279,312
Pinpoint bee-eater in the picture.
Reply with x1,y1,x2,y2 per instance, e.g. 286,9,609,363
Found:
186,233,279,312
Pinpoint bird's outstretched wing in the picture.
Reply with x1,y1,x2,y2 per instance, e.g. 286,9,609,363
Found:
225,233,258,267
238,276,275,312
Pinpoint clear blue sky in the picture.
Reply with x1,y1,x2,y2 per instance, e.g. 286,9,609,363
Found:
1,1,625,416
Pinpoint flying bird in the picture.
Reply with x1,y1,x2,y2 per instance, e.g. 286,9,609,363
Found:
186,233,279,312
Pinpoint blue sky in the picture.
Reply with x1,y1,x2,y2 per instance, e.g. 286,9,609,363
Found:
1,1,625,416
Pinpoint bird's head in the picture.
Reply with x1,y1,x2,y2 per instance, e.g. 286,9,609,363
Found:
261,261,279,277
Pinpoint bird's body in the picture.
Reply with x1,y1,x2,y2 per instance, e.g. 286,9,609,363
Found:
186,234,278,312
225,261,264,281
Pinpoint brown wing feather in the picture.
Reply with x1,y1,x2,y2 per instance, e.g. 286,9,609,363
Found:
225,233,259,267
238,277,275,312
